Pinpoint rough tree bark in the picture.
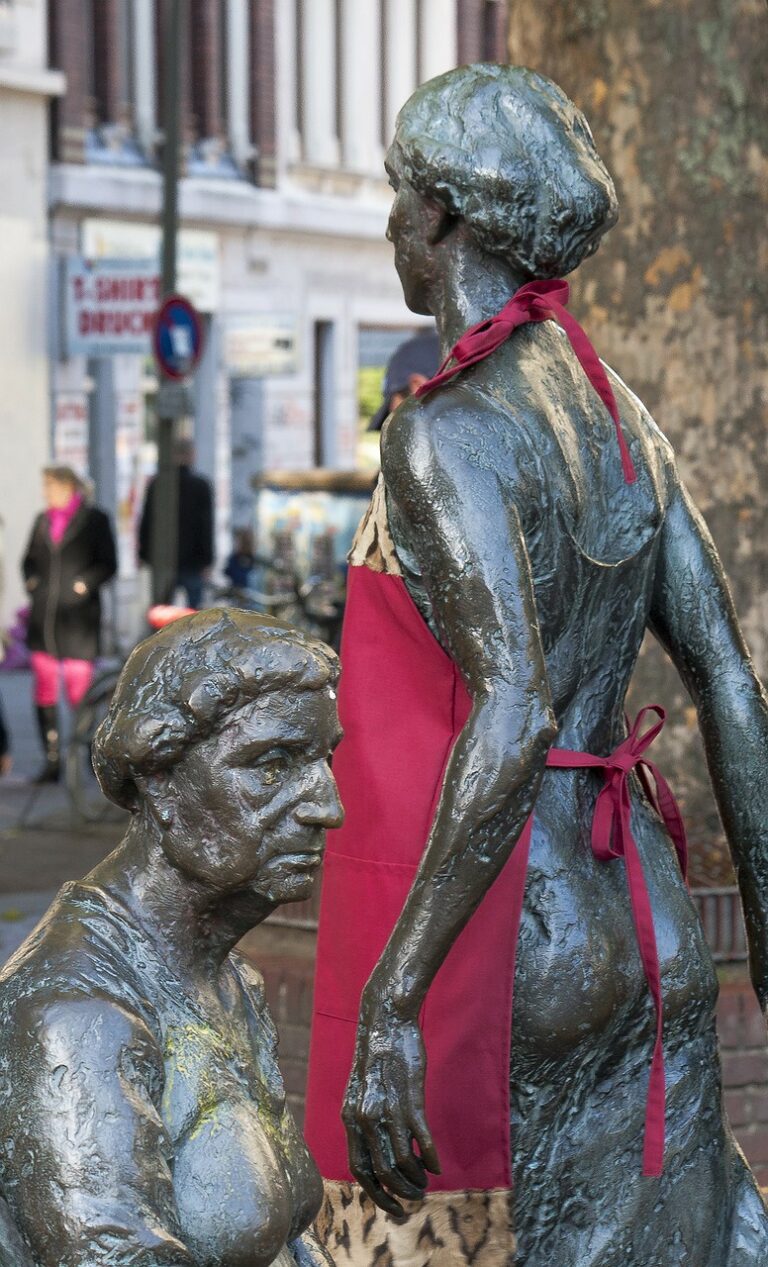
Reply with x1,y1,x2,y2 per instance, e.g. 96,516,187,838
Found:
509,0,768,883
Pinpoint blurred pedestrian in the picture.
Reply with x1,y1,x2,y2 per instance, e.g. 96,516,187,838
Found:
224,527,256,590
138,438,214,609
21,466,117,783
0,513,10,777
0,700,9,777
368,329,440,431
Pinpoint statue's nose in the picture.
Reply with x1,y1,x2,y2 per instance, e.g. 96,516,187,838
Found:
296,763,344,829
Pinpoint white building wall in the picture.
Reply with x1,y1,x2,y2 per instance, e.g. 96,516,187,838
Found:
46,0,458,629
419,0,458,81
219,223,419,473
340,0,382,175
383,0,418,144
300,0,340,167
0,1,64,628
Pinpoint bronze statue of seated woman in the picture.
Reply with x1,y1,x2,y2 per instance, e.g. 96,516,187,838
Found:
0,608,343,1267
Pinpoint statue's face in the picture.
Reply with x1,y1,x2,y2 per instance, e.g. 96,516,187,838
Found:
385,148,435,317
156,685,343,903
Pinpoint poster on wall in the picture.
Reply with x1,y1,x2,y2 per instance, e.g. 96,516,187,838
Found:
115,392,145,578
53,393,89,477
223,314,299,377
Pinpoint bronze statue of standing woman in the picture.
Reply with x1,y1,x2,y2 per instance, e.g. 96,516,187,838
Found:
306,65,768,1265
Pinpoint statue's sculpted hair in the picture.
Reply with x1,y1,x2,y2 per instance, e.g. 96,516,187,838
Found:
392,64,618,279
92,608,339,811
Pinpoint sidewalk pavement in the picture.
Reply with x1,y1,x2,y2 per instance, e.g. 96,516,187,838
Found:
0,668,126,961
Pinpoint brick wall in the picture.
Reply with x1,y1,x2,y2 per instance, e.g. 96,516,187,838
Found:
244,924,768,1181
250,0,277,187
190,0,225,142
92,0,123,125
456,0,483,63
49,0,90,160
719,974,768,1188
457,0,509,64
240,924,317,1130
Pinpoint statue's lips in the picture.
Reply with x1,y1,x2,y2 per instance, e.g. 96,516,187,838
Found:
279,850,324,869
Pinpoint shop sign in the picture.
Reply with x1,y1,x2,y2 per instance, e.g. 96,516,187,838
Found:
81,220,220,313
224,314,299,377
64,258,161,357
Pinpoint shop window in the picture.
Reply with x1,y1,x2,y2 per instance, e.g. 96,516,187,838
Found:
356,325,422,472
314,322,337,468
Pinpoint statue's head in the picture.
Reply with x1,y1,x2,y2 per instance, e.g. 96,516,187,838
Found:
93,609,343,903
387,64,618,313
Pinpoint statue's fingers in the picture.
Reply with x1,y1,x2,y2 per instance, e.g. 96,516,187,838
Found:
408,1108,441,1175
366,1123,427,1202
346,1124,406,1219
388,1120,428,1191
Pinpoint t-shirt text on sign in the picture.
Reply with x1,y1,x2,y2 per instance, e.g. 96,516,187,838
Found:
65,258,162,357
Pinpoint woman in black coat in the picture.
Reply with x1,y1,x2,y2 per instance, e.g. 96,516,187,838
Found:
22,466,117,782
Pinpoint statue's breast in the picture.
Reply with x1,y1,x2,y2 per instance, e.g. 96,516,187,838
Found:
162,1020,321,1267
171,1098,293,1267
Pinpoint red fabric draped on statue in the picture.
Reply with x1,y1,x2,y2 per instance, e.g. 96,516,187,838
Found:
306,567,506,1191
416,278,637,485
305,570,688,1187
305,279,687,1189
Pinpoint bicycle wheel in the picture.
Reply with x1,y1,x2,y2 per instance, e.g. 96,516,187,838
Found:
65,671,124,823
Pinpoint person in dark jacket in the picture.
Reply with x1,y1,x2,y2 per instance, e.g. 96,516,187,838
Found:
22,466,117,783
224,527,256,590
137,438,214,608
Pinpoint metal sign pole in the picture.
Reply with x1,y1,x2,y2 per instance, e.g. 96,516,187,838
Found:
151,0,183,605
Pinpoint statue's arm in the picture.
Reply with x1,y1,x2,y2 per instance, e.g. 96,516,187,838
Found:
649,475,768,1010
342,397,555,1212
0,994,194,1267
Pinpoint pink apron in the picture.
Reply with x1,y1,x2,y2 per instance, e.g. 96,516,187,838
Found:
305,281,688,1196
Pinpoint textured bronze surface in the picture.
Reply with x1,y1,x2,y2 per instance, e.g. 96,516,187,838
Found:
508,0,768,886
341,65,768,1263
0,609,343,1267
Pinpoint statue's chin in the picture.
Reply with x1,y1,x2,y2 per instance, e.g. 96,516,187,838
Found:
263,870,319,906
395,262,433,318
402,286,434,318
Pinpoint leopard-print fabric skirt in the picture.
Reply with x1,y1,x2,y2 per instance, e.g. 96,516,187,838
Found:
315,1182,516,1267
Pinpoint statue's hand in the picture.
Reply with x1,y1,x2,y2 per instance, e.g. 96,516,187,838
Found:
342,1007,440,1217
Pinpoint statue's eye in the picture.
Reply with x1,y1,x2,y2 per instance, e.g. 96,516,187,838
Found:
252,749,292,785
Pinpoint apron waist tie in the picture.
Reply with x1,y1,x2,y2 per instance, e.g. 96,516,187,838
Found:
544,705,689,1176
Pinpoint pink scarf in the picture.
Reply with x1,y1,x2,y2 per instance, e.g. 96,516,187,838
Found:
47,492,82,545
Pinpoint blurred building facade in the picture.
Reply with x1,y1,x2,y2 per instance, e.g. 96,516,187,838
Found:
0,0,64,625
44,0,509,637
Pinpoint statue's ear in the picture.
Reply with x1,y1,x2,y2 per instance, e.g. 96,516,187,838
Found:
424,197,457,246
138,771,175,830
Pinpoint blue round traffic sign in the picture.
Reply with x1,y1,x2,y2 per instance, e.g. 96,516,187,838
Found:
152,294,204,380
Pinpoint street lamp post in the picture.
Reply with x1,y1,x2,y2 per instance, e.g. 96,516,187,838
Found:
151,0,184,605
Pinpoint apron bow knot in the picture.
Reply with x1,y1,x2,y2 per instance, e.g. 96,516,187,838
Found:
545,706,688,1176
